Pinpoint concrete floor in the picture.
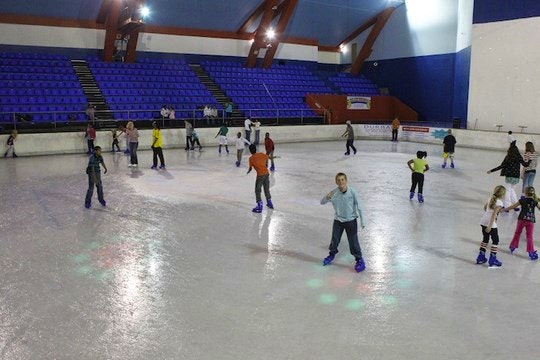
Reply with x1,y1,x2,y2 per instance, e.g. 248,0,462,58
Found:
1,139,539,360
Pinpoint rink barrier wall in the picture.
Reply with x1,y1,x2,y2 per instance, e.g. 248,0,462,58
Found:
0,125,535,156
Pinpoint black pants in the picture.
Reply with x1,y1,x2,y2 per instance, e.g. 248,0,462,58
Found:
345,139,356,154
255,174,271,202
410,172,424,193
329,219,363,260
185,136,193,150
152,146,165,167
392,129,398,141
112,139,120,151
480,226,499,246
87,139,94,153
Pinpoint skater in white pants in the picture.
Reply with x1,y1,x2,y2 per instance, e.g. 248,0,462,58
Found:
487,141,530,210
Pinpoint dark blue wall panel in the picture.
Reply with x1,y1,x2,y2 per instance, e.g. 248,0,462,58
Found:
361,54,456,123
474,0,540,24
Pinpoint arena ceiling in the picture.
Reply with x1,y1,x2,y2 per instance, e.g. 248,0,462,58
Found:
0,0,405,46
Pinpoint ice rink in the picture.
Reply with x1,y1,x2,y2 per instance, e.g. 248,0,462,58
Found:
2,139,540,359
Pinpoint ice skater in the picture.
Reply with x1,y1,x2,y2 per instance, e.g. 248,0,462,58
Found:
247,144,273,213
476,185,506,267
264,132,275,172
504,186,540,260
111,127,121,152
191,129,203,151
321,172,366,273
234,132,250,167
84,146,108,209
215,123,229,154
442,129,457,168
487,141,530,208
151,121,166,169
407,151,429,203
184,120,194,150
84,123,96,154
126,121,139,167
521,141,537,197
342,120,356,155
4,130,17,158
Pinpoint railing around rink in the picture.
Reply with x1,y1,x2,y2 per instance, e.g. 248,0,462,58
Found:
0,107,325,131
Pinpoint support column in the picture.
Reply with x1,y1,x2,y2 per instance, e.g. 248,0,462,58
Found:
103,0,123,62
350,7,395,75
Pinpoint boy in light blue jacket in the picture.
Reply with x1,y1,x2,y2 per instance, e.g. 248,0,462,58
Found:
321,172,366,272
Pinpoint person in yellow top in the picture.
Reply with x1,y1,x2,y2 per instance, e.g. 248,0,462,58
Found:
151,121,166,169
391,117,400,141
407,151,429,202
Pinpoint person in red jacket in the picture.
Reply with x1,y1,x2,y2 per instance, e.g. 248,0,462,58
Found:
264,132,275,172
85,123,96,154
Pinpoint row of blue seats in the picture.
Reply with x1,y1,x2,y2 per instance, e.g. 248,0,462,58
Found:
1,81,81,89
236,97,305,103
0,66,74,74
92,68,194,75
329,78,371,85
101,89,211,97
97,82,206,90
0,96,86,104
241,110,314,118
94,75,199,83
227,90,305,97
89,62,185,71
238,103,307,109
0,59,70,66
0,74,78,81
110,103,218,111
1,104,84,112
215,79,325,86
202,61,308,70
0,89,84,96
0,53,68,60
222,84,329,91
205,67,313,75
106,96,215,104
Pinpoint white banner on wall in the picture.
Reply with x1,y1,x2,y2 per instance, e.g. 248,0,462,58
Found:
356,124,451,143
401,126,450,142
357,124,392,137
346,96,371,110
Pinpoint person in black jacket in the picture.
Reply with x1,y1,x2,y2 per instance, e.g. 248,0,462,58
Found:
487,141,531,209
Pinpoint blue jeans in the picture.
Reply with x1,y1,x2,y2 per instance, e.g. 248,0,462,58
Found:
329,219,363,260
523,171,536,193
129,142,138,164
85,171,104,205
245,130,251,144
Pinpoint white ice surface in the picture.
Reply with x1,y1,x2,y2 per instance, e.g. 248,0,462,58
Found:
1,140,539,360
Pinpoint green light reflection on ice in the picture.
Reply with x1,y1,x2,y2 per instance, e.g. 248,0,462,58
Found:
306,279,324,288
319,293,338,305
346,299,364,311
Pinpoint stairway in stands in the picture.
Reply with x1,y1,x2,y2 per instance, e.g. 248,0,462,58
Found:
71,60,113,123
189,63,244,125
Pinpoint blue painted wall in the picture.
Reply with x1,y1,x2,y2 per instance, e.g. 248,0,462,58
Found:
473,0,540,24
361,53,457,124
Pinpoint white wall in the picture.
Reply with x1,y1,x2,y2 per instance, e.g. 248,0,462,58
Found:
344,0,462,62
1,125,534,157
0,23,324,63
0,23,105,50
456,0,474,52
467,17,540,132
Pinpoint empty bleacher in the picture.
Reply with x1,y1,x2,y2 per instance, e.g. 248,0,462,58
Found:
202,61,331,118
88,57,218,121
329,72,380,96
0,53,86,123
